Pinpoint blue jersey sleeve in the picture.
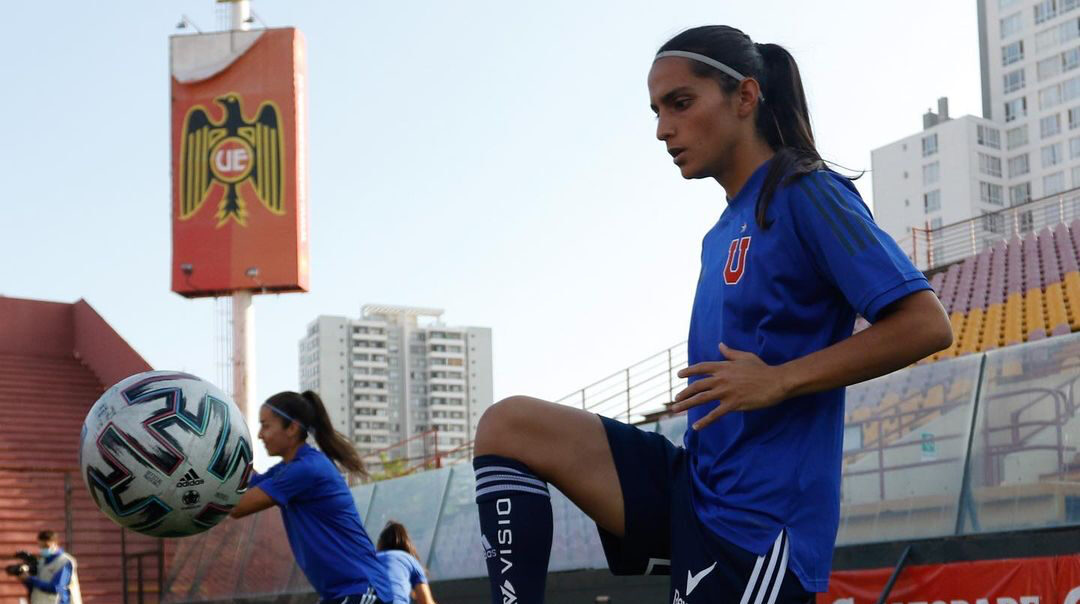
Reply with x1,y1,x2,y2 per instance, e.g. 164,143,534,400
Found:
409,555,427,586
789,171,930,322
254,458,316,507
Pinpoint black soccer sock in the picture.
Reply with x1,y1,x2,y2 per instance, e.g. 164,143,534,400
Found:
474,454,553,604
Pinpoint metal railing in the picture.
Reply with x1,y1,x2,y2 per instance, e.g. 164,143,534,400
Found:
908,187,1080,271
554,341,688,424
347,341,690,480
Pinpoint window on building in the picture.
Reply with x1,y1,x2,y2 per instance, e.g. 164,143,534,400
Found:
1065,46,1080,73
1071,136,1080,158
980,182,1005,206
1045,170,1067,194
1008,153,1031,177
1007,124,1029,149
1001,12,1024,38
1071,106,1080,129
1065,75,1080,104
1073,164,1080,186
1003,40,1025,66
921,133,938,157
1041,84,1063,109
1041,142,1064,166
1005,97,1028,121
924,190,942,213
979,153,1003,177
1004,68,1026,93
982,210,1006,234
1041,113,1063,138
1010,182,1032,205
930,217,944,229
1038,26,1061,52
1039,55,1063,81
922,162,940,185
1035,0,1058,24
977,124,1002,149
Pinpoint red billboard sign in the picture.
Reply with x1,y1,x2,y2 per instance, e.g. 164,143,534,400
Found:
819,555,1080,604
170,28,309,297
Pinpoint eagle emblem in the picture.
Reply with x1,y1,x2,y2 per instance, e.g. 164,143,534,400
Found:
178,93,284,227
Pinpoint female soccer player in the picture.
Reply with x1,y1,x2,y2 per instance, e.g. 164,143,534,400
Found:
230,391,394,604
375,521,438,604
471,25,953,603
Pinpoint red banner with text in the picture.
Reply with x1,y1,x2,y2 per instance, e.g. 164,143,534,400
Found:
818,555,1080,604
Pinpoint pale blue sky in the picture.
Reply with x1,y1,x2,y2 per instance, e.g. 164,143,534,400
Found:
1,2,980,423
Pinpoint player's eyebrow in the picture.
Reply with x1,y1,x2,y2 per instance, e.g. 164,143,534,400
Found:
650,86,695,113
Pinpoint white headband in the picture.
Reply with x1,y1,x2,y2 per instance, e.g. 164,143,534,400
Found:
654,50,765,101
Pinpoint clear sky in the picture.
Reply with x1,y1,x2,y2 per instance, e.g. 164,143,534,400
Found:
1,1,980,437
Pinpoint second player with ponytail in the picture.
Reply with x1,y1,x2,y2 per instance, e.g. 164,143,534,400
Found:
230,391,392,604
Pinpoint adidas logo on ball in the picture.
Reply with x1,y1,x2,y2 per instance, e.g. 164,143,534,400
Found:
176,469,205,488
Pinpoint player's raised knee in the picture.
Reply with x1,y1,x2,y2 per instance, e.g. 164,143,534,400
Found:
474,395,538,456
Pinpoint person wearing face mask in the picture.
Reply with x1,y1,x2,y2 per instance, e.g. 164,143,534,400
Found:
19,531,81,604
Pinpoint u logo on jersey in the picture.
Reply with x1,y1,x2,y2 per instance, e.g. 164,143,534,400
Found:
724,236,752,285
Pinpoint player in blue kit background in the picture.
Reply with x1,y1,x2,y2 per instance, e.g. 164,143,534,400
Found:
230,391,394,604
375,521,438,604
470,25,954,603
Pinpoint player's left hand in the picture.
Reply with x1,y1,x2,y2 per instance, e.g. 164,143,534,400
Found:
671,343,789,430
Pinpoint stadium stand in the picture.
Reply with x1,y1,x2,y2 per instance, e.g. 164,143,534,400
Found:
0,296,162,604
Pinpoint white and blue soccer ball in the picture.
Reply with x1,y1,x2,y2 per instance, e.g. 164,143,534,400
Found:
79,371,253,537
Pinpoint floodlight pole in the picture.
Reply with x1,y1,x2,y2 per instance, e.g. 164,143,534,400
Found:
233,290,257,430
226,0,254,429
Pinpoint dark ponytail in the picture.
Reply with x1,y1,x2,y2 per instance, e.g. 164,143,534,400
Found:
264,390,366,475
658,26,829,228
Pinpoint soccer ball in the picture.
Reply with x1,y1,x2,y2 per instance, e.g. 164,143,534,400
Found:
79,371,253,538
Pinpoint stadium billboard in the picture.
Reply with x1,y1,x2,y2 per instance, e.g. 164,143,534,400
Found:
821,554,1080,603
170,28,309,298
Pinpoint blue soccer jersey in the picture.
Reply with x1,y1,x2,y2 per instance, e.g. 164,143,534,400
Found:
251,444,393,601
685,160,930,592
376,549,428,604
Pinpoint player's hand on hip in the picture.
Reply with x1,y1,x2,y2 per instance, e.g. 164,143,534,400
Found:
671,343,789,430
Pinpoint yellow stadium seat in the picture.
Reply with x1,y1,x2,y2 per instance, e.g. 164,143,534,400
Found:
1064,271,1080,330
981,303,1004,350
1046,282,1069,333
1005,292,1024,344
1025,287,1046,340
924,384,945,408
959,308,984,355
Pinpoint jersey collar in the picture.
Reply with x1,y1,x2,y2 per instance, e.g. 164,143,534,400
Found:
726,159,772,206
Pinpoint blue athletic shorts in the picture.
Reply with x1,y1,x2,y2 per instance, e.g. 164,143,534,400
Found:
317,588,387,604
596,416,814,604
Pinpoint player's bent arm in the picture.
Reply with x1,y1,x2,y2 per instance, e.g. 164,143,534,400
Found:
412,583,437,604
229,486,277,519
673,290,952,428
778,289,952,399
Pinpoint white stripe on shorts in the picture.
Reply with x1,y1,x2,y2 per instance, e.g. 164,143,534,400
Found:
764,536,790,604
739,530,788,604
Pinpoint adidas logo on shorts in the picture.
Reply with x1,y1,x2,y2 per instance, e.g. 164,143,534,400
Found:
176,469,204,488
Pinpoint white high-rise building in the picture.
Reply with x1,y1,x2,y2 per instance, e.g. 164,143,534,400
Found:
298,305,493,465
979,0,1080,201
871,1,1080,253
871,101,1007,246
